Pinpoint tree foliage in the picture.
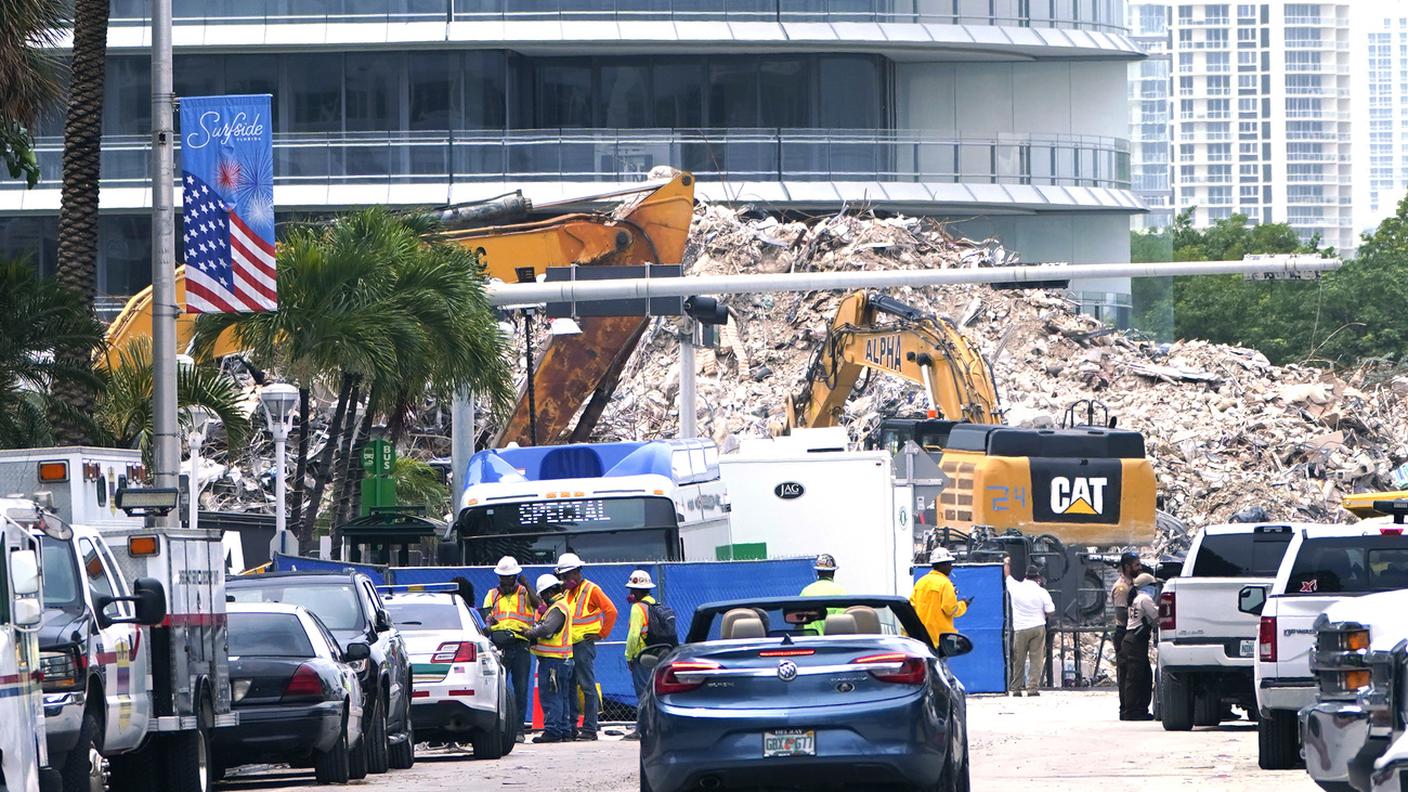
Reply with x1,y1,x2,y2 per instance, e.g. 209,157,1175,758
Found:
1139,204,1408,368
0,0,64,189
0,259,104,447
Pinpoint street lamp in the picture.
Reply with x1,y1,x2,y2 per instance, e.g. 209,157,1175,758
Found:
259,383,300,554
186,406,213,531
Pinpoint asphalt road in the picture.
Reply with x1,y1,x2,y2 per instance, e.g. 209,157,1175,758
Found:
216,691,1321,791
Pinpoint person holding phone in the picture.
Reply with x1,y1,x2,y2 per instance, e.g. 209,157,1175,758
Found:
911,547,971,640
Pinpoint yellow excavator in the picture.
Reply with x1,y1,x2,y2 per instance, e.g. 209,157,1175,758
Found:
103,171,698,446
787,290,1157,547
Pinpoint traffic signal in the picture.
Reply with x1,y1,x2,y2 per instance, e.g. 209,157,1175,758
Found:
683,295,729,325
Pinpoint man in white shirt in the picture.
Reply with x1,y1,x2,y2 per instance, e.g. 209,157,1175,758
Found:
1008,565,1056,696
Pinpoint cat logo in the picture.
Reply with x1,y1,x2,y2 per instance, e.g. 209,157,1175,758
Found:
1050,476,1108,516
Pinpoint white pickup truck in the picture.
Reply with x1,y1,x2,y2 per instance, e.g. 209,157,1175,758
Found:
1240,519,1402,770
1157,523,1295,730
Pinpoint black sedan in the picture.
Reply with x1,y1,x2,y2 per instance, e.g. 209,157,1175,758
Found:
638,595,973,792
215,603,368,785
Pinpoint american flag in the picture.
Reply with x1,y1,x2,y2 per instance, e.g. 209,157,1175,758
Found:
182,173,277,313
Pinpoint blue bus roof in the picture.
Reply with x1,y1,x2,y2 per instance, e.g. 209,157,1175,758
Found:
465,440,709,488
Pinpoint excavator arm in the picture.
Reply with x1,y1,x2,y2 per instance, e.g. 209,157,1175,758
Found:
786,291,1000,430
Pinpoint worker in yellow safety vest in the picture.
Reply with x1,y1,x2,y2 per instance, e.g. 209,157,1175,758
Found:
525,573,574,743
801,553,847,634
482,556,537,743
556,552,618,741
911,547,972,639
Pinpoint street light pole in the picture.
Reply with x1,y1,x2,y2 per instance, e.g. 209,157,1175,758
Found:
187,407,211,531
523,309,537,446
150,0,179,526
260,384,300,556
679,320,697,439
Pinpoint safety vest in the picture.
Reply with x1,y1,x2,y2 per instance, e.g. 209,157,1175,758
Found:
566,579,607,643
530,599,573,659
484,585,534,634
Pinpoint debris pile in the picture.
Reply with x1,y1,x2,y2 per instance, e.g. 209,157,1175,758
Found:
595,203,1408,549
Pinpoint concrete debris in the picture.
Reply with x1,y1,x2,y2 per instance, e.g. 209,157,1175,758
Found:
594,203,1408,554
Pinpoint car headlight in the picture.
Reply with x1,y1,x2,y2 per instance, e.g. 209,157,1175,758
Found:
348,658,368,674
40,649,81,693
232,679,252,703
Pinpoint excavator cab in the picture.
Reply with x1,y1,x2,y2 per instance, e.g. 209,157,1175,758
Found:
865,418,964,456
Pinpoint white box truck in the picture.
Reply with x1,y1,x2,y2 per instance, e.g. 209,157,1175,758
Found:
718,429,912,596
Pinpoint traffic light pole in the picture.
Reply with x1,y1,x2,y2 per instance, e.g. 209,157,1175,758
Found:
679,320,697,439
150,0,179,526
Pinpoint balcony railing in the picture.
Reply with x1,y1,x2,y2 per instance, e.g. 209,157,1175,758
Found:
106,0,1131,33
7,128,1134,193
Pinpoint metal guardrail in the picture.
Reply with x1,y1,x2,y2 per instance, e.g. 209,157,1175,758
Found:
107,0,1129,33
8,128,1133,191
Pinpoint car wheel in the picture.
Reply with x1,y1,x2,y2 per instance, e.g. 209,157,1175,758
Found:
1193,691,1221,727
107,743,160,792
933,715,966,792
348,728,369,781
59,712,104,792
1258,709,1301,770
314,710,351,785
164,698,213,792
1159,671,1193,731
499,679,516,757
639,755,658,792
366,689,390,774
389,720,416,770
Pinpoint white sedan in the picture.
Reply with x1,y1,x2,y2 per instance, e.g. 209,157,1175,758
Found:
382,590,515,760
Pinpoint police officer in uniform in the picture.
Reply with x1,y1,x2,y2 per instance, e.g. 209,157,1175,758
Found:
1111,551,1141,719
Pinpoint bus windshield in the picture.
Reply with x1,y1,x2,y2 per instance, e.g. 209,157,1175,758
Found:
460,496,679,565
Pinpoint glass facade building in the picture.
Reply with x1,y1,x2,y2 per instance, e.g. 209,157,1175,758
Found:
2,0,1143,314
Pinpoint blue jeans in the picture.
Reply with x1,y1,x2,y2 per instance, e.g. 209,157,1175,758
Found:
629,659,651,728
568,638,600,734
501,641,532,738
537,657,573,739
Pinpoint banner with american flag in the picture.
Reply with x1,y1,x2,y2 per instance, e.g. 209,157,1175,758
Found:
178,94,276,314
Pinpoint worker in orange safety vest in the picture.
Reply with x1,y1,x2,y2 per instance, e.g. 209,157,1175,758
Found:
556,552,617,740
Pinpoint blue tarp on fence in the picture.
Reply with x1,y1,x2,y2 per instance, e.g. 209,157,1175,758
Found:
913,563,1008,695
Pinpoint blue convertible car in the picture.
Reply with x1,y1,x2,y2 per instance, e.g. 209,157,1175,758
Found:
638,595,972,792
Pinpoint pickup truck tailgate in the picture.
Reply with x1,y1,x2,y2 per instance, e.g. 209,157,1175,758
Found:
1165,577,1271,663
1266,594,1343,682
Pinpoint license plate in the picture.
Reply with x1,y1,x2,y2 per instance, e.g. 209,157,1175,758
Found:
763,729,816,758
1240,639,1255,658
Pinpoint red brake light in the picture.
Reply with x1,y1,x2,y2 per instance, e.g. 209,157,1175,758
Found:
432,642,477,663
1381,527,1404,536
653,660,720,696
1158,591,1176,631
759,649,815,657
283,663,324,701
1259,616,1277,662
852,653,927,684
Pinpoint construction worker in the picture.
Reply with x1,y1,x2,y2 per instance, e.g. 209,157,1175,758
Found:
555,552,618,741
524,574,573,743
911,547,972,639
482,556,537,743
622,570,658,742
1111,551,1140,719
1119,572,1160,721
801,553,846,634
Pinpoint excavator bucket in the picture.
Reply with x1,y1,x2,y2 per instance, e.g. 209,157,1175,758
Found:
440,171,696,446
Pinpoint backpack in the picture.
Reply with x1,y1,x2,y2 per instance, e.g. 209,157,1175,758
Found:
644,601,679,648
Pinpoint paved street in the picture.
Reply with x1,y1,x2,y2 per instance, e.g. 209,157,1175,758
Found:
216,691,1320,791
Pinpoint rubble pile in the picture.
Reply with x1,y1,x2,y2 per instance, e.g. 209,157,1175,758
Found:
596,203,1408,549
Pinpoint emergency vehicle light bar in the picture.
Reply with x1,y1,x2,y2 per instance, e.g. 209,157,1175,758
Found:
376,583,459,594
114,487,180,517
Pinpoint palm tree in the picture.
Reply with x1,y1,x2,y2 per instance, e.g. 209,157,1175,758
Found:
97,338,250,458
49,0,111,441
0,258,104,448
193,209,513,547
0,0,65,188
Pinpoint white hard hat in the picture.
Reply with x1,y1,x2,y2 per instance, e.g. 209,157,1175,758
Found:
813,553,837,572
494,556,522,576
555,552,584,574
535,573,562,596
929,547,956,564
626,570,654,589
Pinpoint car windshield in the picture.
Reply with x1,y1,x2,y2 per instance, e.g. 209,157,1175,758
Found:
1286,536,1408,594
693,602,908,643
229,584,365,631
1192,532,1292,577
385,601,466,632
228,612,315,657
40,536,80,608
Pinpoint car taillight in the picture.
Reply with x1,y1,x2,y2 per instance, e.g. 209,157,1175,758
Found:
432,642,477,663
1158,591,1176,631
852,653,927,685
653,660,720,696
1259,616,1277,662
283,663,324,701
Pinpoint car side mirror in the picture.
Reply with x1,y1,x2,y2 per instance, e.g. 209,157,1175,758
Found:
10,549,39,596
343,642,371,662
639,653,662,670
13,596,41,627
1238,584,1268,616
937,632,973,659
375,612,391,632
96,577,168,629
